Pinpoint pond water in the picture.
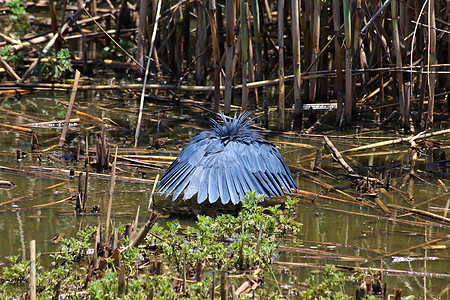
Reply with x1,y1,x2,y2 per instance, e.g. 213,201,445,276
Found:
0,87,449,299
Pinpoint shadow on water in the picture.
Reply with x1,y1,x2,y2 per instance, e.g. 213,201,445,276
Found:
0,89,449,298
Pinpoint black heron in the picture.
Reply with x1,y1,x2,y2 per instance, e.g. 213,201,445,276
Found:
157,112,298,205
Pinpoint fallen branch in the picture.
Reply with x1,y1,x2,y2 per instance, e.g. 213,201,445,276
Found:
323,135,355,174
342,129,450,153
387,204,450,223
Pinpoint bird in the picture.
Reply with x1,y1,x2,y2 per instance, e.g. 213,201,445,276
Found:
157,112,298,205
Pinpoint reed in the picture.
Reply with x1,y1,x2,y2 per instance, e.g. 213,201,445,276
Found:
291,0,302,129
278,0,285,130
224,0,235,114
240,0,249,111
426,0,436,128
343,0,352,126
332,0,344,127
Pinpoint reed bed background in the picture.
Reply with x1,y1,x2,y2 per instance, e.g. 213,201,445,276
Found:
0,0,449,132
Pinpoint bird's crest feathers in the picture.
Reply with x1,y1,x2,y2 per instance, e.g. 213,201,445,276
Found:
210,111,256,138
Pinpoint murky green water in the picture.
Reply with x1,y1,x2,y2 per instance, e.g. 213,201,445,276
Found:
0,89,449,298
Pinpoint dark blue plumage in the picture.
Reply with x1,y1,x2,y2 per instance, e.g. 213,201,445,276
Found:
157,112,298,205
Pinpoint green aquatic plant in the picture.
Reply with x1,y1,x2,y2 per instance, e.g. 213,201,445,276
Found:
5,0,29,33
0,192,304,298
34,48,73,81
1,255,31,284
301,265,347,299
0,45,24,67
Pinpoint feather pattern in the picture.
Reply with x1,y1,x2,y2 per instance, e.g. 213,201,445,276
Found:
157,112,298,204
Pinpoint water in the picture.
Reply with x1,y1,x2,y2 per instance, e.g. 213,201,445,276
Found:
0,89,449,298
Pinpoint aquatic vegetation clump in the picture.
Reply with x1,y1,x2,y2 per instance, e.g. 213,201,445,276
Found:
34,48,73,81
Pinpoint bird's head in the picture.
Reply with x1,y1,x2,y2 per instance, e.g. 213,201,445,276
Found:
210,112,257,139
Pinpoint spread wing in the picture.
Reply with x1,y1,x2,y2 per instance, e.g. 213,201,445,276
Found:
157,133,298,205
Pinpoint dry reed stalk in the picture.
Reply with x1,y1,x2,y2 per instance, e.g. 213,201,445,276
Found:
448,2,450,92
175,7,183,76
426,0,436,128
292,0,302,130
374,195,391,214
333,0,344,125
105,147,118,238
252,0,263,109
129,210,160,248
308,0,320,101
92,225,100,269
246,3,257,108
403,82,412,131
135,0,148,77
278,0,285,130
343,0,352,126
134,0,162,147
240,0,249,111
82,136,89,212
196,1,207,86
207,0,221,112
58,70,81,147
29,240,36,300
0,123,34,134
352,0,363,97
224,0,235,114
0,56,20,81
148,173,160,210
220,271,227,300
391,0,406,132
115,0,127,41
49,0,60,51
130,206,140,244
303,0,312,90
